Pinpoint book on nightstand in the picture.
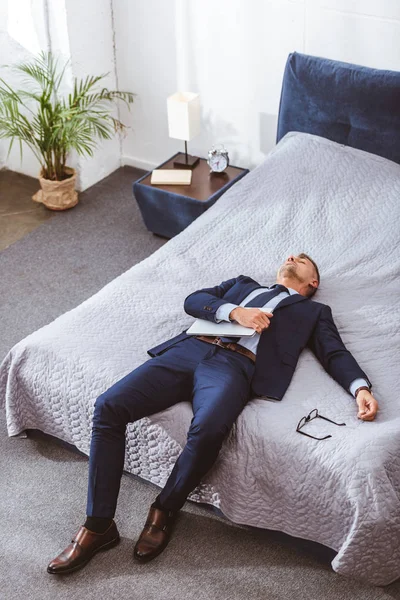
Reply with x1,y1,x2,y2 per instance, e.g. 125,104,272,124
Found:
150,169,192,185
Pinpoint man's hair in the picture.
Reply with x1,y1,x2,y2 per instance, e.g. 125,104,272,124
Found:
298,253,320,298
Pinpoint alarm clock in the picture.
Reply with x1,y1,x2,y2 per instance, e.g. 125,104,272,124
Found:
207,144,229,173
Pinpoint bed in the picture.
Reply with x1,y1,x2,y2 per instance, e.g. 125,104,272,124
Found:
1,52,400,586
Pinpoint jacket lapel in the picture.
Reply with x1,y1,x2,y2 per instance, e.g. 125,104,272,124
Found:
273,293,308,311
237,281,263,304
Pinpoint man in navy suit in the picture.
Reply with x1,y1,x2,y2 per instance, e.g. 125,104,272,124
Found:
48,253,379,575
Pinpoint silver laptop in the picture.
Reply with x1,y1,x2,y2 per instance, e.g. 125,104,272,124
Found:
186,307,274,337
186,318,255,337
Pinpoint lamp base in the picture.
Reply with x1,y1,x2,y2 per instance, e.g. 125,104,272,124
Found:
173,154,200,170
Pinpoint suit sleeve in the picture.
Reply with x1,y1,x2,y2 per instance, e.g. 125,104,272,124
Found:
184,276,244,322
307,304,372,395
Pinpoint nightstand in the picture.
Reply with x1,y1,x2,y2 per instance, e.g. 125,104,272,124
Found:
133,152,249,238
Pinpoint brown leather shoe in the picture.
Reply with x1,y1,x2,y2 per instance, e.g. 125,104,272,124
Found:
133,505,177,562
47,521,120,574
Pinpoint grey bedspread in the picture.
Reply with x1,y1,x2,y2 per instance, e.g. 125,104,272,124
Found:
1,132,399,585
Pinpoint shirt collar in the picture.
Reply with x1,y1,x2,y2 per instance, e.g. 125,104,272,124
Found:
286,287,299,296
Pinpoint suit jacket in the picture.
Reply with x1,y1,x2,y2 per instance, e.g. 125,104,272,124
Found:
147,275,372,401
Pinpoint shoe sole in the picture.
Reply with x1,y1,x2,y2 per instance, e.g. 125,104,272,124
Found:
47,535,120,575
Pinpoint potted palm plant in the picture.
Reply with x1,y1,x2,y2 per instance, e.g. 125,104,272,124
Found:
0,51,134,210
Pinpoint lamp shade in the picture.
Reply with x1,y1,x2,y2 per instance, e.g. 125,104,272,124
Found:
167,92,201,141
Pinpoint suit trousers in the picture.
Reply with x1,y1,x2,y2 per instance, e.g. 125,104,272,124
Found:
86,337,255,517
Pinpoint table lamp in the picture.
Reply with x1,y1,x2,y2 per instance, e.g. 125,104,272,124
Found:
167,92,201,169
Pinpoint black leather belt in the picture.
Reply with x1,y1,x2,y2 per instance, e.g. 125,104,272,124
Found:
195,335,256,364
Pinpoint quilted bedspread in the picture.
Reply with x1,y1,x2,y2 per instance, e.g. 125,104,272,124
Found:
1,132,399,585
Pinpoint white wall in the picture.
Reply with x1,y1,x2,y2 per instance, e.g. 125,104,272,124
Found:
115,0,400,171
63,0,121,191
112,0,179,172
1,0,400,183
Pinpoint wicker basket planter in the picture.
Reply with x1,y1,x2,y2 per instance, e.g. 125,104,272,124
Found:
32,167,78,211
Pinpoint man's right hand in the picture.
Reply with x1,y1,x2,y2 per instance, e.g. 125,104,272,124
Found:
229,307,273,334
356,390,379,421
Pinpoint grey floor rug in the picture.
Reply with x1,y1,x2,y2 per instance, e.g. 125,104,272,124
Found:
1,167,399,599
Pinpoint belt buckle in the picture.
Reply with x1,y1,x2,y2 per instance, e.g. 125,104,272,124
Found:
214,337,224,348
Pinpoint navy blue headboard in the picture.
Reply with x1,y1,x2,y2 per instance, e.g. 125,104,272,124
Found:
277,52,400,165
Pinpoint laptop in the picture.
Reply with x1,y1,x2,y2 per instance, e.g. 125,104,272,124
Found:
186,308,274,337
186,319,255,337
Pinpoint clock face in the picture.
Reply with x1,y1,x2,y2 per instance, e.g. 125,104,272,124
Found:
209,153,228,172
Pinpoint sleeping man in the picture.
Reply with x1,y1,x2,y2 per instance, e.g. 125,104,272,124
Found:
47,253,378,574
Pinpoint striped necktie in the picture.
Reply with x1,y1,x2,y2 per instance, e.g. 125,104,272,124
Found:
244,284,289,308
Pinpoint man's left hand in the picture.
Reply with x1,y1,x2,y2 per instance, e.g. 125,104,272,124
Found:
356,390,379,421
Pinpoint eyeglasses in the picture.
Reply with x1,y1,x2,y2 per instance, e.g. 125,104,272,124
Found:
296,408,346,440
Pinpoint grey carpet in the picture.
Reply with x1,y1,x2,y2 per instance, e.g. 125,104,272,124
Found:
1,168,399,599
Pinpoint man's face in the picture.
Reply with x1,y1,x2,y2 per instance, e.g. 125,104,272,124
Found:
277,254,317,288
